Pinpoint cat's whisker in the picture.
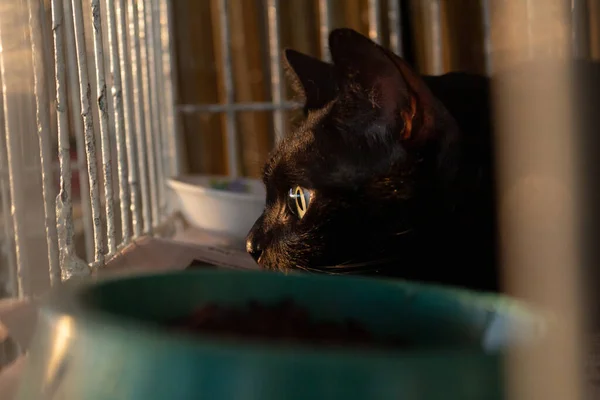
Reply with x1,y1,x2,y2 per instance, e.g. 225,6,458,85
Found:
291,255,395,275
323,258,395,270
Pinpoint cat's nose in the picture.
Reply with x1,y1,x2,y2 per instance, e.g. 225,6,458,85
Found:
245,232,263,263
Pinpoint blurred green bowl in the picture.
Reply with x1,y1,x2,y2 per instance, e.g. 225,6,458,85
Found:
17,269,544,400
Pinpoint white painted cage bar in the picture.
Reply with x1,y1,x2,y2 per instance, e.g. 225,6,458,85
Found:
0,0,182,302
0,1,592,396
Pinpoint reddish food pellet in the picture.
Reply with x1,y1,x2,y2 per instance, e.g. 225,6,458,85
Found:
168,299,405,350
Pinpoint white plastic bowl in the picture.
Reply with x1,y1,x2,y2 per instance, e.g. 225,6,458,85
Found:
167,174,266,239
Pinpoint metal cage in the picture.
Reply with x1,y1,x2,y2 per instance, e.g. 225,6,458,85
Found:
0,0,594,397
0,0,181,300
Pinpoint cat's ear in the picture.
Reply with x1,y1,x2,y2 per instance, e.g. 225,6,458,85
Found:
328,28,441,144
283,49,337,114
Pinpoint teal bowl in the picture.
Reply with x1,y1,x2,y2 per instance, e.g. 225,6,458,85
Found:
17,269,544,400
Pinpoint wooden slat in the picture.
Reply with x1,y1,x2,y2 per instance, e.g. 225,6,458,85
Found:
172,0,225,175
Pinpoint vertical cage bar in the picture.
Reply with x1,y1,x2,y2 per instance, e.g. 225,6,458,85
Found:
116,0,142,237
318,0,332,61
267,0,285,142
367,0,383,43
28,0,60,285
492,2,584,399
151,0,170,184
427,0,444,75
127,0,153,232
388,0,403,56
143,0,166,220
525,0,534,58
150,0,168,186
0,40,18,298
571,0,591,58
217,0,239,177
0,8,29,297
105,0,131,244
136,0,160,224
63,0,94,262
158,0,183,179
0,72,15,297
481,0,493,76
89,0,117,255
69,0,105,265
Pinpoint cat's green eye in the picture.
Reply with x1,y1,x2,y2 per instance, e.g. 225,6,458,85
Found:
288,186,312,219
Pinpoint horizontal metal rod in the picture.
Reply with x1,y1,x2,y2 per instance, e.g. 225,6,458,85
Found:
177,101,301,113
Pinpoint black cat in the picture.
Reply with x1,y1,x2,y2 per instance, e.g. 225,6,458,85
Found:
246,28,499,292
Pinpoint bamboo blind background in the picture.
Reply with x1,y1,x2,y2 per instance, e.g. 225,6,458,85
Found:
171,0,600,178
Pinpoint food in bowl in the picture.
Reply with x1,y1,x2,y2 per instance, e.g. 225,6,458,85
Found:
208,178,250,194
169,299,406,349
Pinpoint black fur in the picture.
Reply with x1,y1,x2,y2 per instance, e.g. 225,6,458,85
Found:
247,28,498,291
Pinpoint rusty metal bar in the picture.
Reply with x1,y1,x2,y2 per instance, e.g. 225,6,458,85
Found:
104,0,131,244
51,0,77,278
63,0,94,262
69,0,105,265
27,0,60,285
89,0,117,256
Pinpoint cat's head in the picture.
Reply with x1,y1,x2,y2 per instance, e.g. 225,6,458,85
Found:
246,28,461,275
